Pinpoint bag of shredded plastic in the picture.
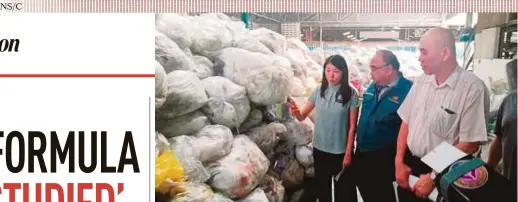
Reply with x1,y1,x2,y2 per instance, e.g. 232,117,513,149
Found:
246,123,287,155
160,70,209,118
281,119,314,147
192,125,234,164
155,13,193,51
274,151,305,188
295,143,314,168
155,131,170,158
201,76,251,128
155,31,196,74
239,108,263,133
218,48,294,105
233,35,275,56
191,15,233,57
170,135,211,183
155,61,168,109
191,55,214,80
156,110,210,138
207,135,270,199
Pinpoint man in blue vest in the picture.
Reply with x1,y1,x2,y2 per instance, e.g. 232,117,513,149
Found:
354,49,413,202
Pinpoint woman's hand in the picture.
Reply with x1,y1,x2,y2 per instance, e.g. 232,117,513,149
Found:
286,99,299,116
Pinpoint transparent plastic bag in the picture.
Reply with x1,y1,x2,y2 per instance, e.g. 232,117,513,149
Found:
295,143,314,168
191,55,214,80
281,119,314,147
155,31,196,74
201,76,251,128
160,70,209,118
207,135,270,199
170,135,211,183
156,111,209,138
246,123,287,155
218,48,294,105
239,109,263,133
193,125,234,163
155,131,171,158
155,61,168,109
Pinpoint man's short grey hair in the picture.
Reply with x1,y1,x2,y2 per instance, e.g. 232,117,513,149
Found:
376,49,400,71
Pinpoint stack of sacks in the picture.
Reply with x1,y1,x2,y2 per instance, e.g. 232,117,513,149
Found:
154,13,324,202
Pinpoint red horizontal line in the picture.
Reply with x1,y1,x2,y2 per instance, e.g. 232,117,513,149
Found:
0,74,155,78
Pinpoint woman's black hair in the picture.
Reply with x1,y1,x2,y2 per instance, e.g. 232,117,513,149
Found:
320,54,353,106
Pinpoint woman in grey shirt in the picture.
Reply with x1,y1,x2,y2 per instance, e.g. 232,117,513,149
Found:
288,55,360,202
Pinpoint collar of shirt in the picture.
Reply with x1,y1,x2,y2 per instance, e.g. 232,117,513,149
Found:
388,73,401,88
425,66,462,89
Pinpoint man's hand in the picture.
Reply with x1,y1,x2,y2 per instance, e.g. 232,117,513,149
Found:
412,174,434,199
395,161,412,189
343,152,352,168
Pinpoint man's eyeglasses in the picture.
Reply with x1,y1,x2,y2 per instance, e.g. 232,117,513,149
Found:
370,64,389,72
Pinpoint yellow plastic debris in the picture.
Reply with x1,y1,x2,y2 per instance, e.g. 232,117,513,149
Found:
155,149,185,189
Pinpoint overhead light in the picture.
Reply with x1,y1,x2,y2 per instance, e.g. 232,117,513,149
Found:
347,35,354,38
393,26,401,29
342,32,350,35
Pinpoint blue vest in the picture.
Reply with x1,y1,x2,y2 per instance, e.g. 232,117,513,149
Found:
356,77,413,152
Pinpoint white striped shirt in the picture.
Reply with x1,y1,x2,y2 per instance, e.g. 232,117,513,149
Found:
397,67,490,157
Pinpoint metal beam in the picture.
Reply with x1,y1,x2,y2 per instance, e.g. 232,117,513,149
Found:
252,13,281,23
300,20,443,28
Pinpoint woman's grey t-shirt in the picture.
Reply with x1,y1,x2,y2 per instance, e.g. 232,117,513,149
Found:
309,84,360,154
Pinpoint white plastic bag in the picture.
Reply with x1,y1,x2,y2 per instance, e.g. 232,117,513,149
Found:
239,109,264,132
155,131,170,158
274,153,305,188
155,31,196,73
155,61,168,109
193,125,234,164
207,135,270,199
155,13,193,51
202,76,251,128
248,28,288,56
218,48,294,105
308,47,325,65
161,70,209,118
295,143,314,168
191,55,214,80
169,135,211,183
233,34,275,56
289,77,306,97
281,119,314,147
246,123,287,155
191,16,233,57
236,188,269,202
156,110,209,138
